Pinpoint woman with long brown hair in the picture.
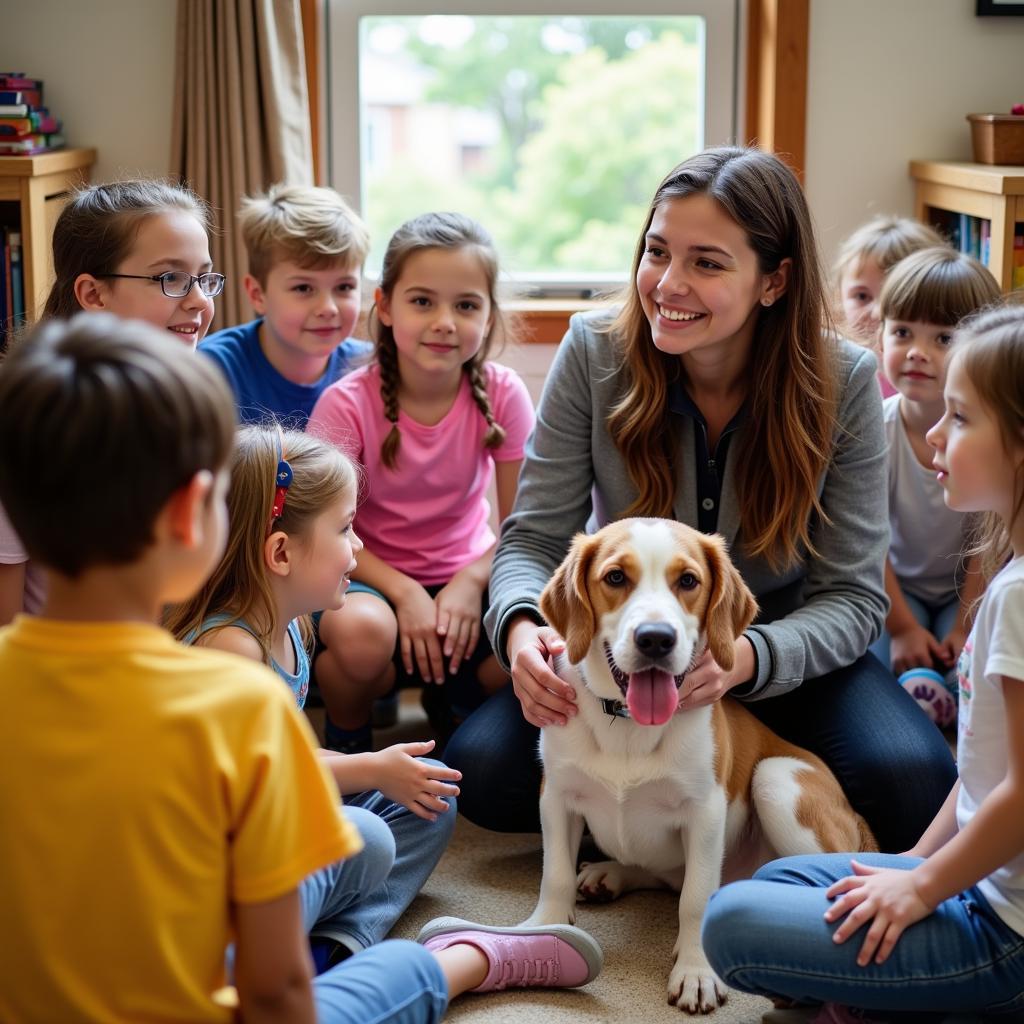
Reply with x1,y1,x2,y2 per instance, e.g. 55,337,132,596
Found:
444,147,956,853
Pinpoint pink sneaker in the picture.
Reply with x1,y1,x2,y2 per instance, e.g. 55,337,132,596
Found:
416,916,603,992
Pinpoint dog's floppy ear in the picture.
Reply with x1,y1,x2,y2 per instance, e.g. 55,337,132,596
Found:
699,533,758,671
540,533,600,664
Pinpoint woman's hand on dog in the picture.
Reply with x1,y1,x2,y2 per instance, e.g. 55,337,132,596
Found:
508,617,576,728
677,638,755,709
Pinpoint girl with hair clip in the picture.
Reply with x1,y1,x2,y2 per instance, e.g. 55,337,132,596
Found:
308,212,535,754
869,247,1001,727
703,305,1024,1022
832,215,946,397
2,179,224,624
444,146,956,855
166,425,461,969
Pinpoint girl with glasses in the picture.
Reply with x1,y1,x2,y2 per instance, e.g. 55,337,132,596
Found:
40,179,223,350
2,180,225,627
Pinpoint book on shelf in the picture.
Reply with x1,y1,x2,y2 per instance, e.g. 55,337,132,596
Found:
927,209,998,267
0,89,42,107
0,74,43,91
1,227,24,345
0,113,59,136
0,132,64,156
9,232,23,323
0,233,7,342
0,72,64,155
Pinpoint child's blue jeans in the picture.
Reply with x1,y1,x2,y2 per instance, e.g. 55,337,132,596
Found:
869,592,960,690
301,760,457,953
312,939,448,1024
702,853,1024,1016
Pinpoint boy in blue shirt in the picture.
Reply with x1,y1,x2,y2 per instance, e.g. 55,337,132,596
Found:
200,184,372,427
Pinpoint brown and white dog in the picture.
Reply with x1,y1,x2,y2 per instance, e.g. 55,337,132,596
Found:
524,518,876,1013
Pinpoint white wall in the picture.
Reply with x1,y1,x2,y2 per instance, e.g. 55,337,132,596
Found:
805,0,1024,265
0,0,177,180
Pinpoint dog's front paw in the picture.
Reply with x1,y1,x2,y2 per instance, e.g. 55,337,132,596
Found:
667,952,728,1014
576,860,626,902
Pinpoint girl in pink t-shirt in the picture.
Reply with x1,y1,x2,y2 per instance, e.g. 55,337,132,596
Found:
308,212,535,753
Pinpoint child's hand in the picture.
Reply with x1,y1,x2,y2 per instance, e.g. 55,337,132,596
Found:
395,583,445,684
890,623,945,675
938,626,967,669
369,741,461,820
435,571,485,674
824,860,934,966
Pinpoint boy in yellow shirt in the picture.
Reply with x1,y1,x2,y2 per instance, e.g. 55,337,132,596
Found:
0,313,602,1023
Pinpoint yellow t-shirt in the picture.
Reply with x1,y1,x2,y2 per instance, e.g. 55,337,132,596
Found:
0,616,362,1023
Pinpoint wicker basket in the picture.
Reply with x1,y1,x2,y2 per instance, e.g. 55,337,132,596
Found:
967,114,1024,165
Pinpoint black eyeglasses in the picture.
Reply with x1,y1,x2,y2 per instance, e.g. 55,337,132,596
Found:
97,271,226,298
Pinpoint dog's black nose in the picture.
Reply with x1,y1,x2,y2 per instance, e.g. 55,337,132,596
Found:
634,622,677,657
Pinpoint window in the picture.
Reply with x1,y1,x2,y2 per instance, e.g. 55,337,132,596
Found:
328,1,738,291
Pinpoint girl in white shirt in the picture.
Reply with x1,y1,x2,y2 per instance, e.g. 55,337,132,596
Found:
702,305,1024,1020
867,248,1001,723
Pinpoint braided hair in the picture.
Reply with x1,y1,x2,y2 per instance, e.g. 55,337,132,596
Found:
370,212,509,469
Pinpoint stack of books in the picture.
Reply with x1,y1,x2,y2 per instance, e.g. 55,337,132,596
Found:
0,73,64,156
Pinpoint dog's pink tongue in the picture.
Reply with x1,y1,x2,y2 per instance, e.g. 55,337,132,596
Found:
626,669,678,725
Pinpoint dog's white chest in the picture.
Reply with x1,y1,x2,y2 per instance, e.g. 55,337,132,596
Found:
540,713,720,872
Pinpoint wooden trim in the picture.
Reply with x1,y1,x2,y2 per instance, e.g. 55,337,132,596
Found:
299,0,322,184
745,0,809,180
356,300,595,345
509,300,606,344
909,159,1024,196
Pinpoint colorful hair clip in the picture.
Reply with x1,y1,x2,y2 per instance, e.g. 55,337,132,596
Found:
269,428,293,527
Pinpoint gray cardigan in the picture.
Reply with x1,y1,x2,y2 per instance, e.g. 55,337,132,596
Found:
485,309,889,701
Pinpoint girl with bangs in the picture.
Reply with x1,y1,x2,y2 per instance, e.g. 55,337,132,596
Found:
445,146,957,855
869,248,1001,724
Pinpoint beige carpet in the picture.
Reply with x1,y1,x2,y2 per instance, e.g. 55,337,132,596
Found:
310,696,773,1023
389,815,774,1023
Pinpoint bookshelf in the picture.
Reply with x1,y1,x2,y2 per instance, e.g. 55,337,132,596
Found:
910,160,1024,292
0,147,95,326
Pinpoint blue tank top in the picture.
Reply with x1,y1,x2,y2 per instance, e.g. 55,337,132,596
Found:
184,613,310,709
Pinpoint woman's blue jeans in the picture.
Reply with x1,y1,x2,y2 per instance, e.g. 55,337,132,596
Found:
701,853,1024,1016
444,653,957,852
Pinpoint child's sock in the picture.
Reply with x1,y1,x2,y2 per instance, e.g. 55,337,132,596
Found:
309,937,355,974
323,717,373,755
897,668,957,729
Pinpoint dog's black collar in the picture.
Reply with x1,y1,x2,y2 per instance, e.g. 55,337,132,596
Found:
599,697,631,720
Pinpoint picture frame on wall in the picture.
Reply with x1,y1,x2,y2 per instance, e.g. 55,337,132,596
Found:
977,0,1024,14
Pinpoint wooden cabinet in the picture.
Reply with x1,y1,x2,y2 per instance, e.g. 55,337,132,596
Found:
0,147,96,323
910,159,1024,292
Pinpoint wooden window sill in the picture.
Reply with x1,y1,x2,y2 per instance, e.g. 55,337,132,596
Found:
508,298,612,344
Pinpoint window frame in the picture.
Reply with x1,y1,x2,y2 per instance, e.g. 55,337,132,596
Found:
326,0,740,292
